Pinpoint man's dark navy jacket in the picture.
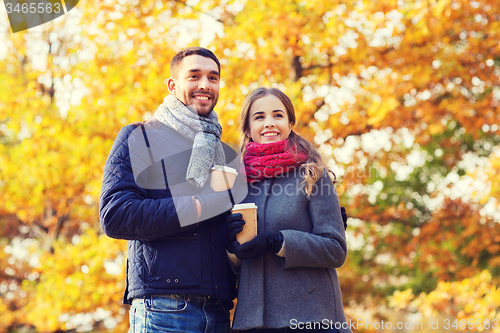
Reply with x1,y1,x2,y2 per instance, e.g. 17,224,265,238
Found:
99,119,239,304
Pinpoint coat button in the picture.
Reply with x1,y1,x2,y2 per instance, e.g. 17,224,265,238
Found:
175,279,179,283
167,279,170,283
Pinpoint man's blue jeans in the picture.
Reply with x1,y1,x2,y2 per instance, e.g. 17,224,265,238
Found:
128,295,232,333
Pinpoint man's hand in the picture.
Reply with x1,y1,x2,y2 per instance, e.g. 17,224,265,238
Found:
195,186,233,222
195,198,202,219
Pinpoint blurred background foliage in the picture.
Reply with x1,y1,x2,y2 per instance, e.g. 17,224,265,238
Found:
1,0,500,331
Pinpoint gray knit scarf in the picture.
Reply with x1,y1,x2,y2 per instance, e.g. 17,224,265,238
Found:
154,95,226,188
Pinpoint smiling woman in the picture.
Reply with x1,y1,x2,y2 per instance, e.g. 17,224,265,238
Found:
247,94,293,144
228,87,350,333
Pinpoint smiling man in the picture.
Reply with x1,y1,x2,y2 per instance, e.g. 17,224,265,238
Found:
168,52,220,116
99,47,246,333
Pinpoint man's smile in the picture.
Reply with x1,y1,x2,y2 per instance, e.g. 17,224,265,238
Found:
193,94,212,103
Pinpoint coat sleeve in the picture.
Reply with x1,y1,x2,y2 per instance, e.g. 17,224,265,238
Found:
99,124,198,240
279,171,347,269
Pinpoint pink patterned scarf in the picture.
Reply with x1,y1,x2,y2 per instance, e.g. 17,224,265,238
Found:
243,140,308,183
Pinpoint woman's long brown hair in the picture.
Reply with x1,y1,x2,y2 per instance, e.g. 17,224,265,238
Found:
239,87,336,195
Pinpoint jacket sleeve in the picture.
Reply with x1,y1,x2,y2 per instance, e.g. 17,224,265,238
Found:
280,170,347,269
99,124,198,240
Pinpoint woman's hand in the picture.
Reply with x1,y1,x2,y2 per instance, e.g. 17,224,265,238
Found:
226,213,245,253
341,207,347,230
233,232,283,260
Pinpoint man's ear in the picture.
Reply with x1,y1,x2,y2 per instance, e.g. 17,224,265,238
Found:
167,77,176,94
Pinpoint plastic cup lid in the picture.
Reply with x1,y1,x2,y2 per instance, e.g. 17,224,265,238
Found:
212,165,238,175
232,203,257,210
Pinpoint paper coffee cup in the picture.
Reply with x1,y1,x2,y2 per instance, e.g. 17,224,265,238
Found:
231,203,257,244
211,165,238,192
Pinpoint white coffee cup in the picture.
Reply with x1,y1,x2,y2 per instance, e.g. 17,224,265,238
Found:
211,165,238,192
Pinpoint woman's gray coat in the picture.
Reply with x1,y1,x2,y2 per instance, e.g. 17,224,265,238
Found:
232,169,352,332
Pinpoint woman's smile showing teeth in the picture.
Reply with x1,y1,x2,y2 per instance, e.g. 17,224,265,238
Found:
262,132,279,137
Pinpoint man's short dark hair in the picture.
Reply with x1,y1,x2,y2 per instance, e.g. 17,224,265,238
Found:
170,47,221,79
